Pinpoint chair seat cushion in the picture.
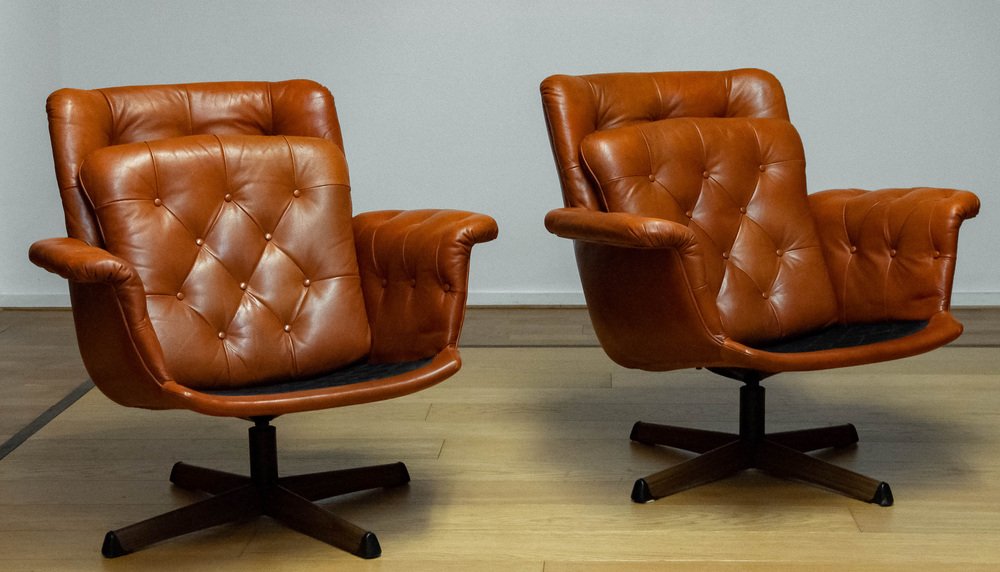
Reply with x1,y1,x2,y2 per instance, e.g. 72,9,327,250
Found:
79,134,371,389
758,320,929,354
200,358,432,396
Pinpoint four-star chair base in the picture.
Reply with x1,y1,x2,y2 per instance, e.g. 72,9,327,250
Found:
101,417,410,559
629,372,894,507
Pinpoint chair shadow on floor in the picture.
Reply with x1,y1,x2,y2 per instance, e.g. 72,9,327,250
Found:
528,356,984,507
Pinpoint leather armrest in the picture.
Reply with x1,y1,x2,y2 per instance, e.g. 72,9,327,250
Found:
545,207,698,250
28,238,151,330
545,209,726,370
29,237,140,287
809,187,980,322
28,237,170,408
353,209,498,362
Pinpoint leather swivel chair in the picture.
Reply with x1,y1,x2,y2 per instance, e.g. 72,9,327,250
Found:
540,69,979,506
29,80,497,558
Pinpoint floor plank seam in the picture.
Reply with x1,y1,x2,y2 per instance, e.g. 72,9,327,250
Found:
0,379,93,461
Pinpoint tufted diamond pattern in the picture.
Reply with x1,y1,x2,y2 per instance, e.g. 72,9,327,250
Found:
79,134,370,389
580,117,838,345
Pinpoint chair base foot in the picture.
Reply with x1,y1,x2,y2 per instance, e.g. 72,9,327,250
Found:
101,531,129,558
631,479,654,503
358,531,382,559
872,482,894,507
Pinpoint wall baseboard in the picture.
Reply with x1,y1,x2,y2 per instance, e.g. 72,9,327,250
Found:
467,291,587,306
3,291,999,308
0,294,71,308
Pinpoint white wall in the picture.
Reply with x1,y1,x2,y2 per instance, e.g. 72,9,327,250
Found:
2,0,997,306
0,0,63,305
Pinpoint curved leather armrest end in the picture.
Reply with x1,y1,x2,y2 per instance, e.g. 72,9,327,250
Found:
353,209,497,363
545,208,697,250
551,210,724,371
29,237,173,409
162,346,462,417
29,237,138,286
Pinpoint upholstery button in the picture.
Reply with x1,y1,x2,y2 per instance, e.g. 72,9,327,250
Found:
303,279,311,287
239,282,247,290
224,194,232,202
293,189,302,198
175,292,184,300
722,252,730,259
702,171,710,179
890,249,897,257
283,324,291,333
776,249,783,257
153,198,162,207
934,250,941,259
381,278,388,288
762,293,769,299
759,165,766,172
685,210,693,218
410,279,417,288
195,238,204,246
647,174,655,182
217,332,226,339
264,233,272,241
443,283,451,292
739,207,746,214
849,245,857,253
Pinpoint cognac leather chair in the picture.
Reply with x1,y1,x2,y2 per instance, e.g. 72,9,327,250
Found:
540,69,979,506
30,80,497,558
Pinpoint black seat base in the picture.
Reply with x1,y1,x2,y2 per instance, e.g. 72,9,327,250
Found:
101,418,409,559
629,380,893,506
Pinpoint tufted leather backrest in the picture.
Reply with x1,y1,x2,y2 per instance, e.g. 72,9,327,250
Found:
540,69,789,210
78,134,370,389
47,80,343,246
581,117,837,345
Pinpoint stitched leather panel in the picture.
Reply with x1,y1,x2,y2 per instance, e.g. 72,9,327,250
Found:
581,117,837,345
78,134,370,389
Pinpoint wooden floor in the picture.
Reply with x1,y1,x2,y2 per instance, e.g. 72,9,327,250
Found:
1,308,999,570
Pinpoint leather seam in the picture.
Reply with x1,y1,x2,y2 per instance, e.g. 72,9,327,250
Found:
106,281,167,388
671,248,726,346
184,85,194,135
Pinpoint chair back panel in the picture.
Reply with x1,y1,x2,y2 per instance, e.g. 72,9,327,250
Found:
47,80,343,246
540,69,788,210
581,117,837,345
78,134,370,389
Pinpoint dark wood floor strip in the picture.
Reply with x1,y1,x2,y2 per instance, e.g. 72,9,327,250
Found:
0,379,93,461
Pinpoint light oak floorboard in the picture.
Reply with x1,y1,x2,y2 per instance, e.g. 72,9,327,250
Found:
0,309,999,569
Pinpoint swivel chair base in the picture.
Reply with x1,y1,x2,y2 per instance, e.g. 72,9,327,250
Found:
102,418,409,559
629,377,893,506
